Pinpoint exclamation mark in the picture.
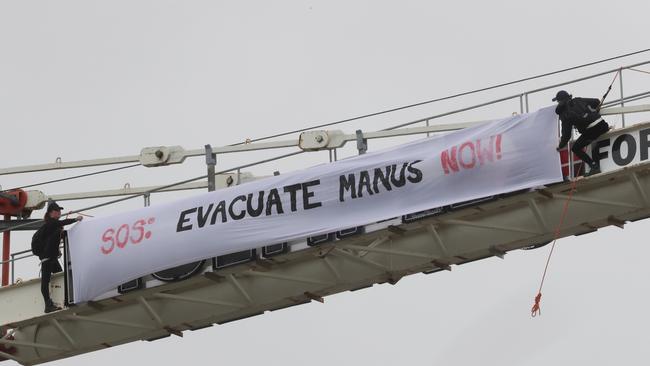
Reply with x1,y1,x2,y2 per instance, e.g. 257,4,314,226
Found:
496,134,502,160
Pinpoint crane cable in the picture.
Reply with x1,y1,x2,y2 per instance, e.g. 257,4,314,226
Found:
233,48,650,146
531,69,621,317
1,163,141,193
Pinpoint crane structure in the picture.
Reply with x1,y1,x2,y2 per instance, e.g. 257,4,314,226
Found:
1,59,650,365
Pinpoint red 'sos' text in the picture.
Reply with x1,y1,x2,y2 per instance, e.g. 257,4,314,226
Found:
101,217,155,255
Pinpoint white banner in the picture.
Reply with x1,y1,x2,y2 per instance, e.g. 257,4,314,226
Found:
67,106,562,302
590,122,650,173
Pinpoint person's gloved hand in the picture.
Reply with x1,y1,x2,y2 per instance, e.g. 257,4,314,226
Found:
556,146,562,152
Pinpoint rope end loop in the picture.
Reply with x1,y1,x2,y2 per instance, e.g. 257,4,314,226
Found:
531,292,542,317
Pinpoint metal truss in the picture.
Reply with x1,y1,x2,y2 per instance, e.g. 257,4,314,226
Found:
1,161,649,365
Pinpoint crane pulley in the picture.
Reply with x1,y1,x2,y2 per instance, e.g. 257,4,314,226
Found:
0,190,27,218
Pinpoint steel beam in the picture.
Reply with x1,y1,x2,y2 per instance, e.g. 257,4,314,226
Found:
338,244,435,260
629,172,650,207
331,248,389,272
528,199,550,232
138,297,163,328
554,194,641,209
322,257,341,281
0,349,25,364
63,314,155,331
154,293,245,309
0,338,64,351
227,275,253,304
358,236,389,257
245,270,333,286
442,219,540,234
425,224,450,256
50,319,76,349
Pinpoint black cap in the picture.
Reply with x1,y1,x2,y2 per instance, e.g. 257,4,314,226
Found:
552,90,571,102
46,201,64,213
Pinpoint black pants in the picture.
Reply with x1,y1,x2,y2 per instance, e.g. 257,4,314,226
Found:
40,260,59,307
572,120,610,168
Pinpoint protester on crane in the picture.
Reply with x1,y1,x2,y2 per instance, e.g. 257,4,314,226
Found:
554,90,610,177
38,201,82,313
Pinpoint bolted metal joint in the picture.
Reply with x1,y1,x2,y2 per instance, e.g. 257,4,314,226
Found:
140,146,187,167
299,131,330,151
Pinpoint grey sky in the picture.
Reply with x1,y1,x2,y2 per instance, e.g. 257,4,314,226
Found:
1,1,650,365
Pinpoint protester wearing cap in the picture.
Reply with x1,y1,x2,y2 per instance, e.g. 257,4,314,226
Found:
553,90,610,176
39,201,82,313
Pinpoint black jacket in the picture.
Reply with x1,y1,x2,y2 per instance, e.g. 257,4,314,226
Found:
40,217,77,260
556,97,602,148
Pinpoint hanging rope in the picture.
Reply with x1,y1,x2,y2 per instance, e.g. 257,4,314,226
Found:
531,178,579,317
599,69,622,107
532,69,622,317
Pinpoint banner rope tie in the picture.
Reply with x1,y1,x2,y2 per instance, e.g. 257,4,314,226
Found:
65,212,94,219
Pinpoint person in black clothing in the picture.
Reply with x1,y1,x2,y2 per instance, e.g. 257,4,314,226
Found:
40,201,82,313
554,90,611,176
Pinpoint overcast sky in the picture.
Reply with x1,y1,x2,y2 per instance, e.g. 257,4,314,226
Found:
1,1,650,365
